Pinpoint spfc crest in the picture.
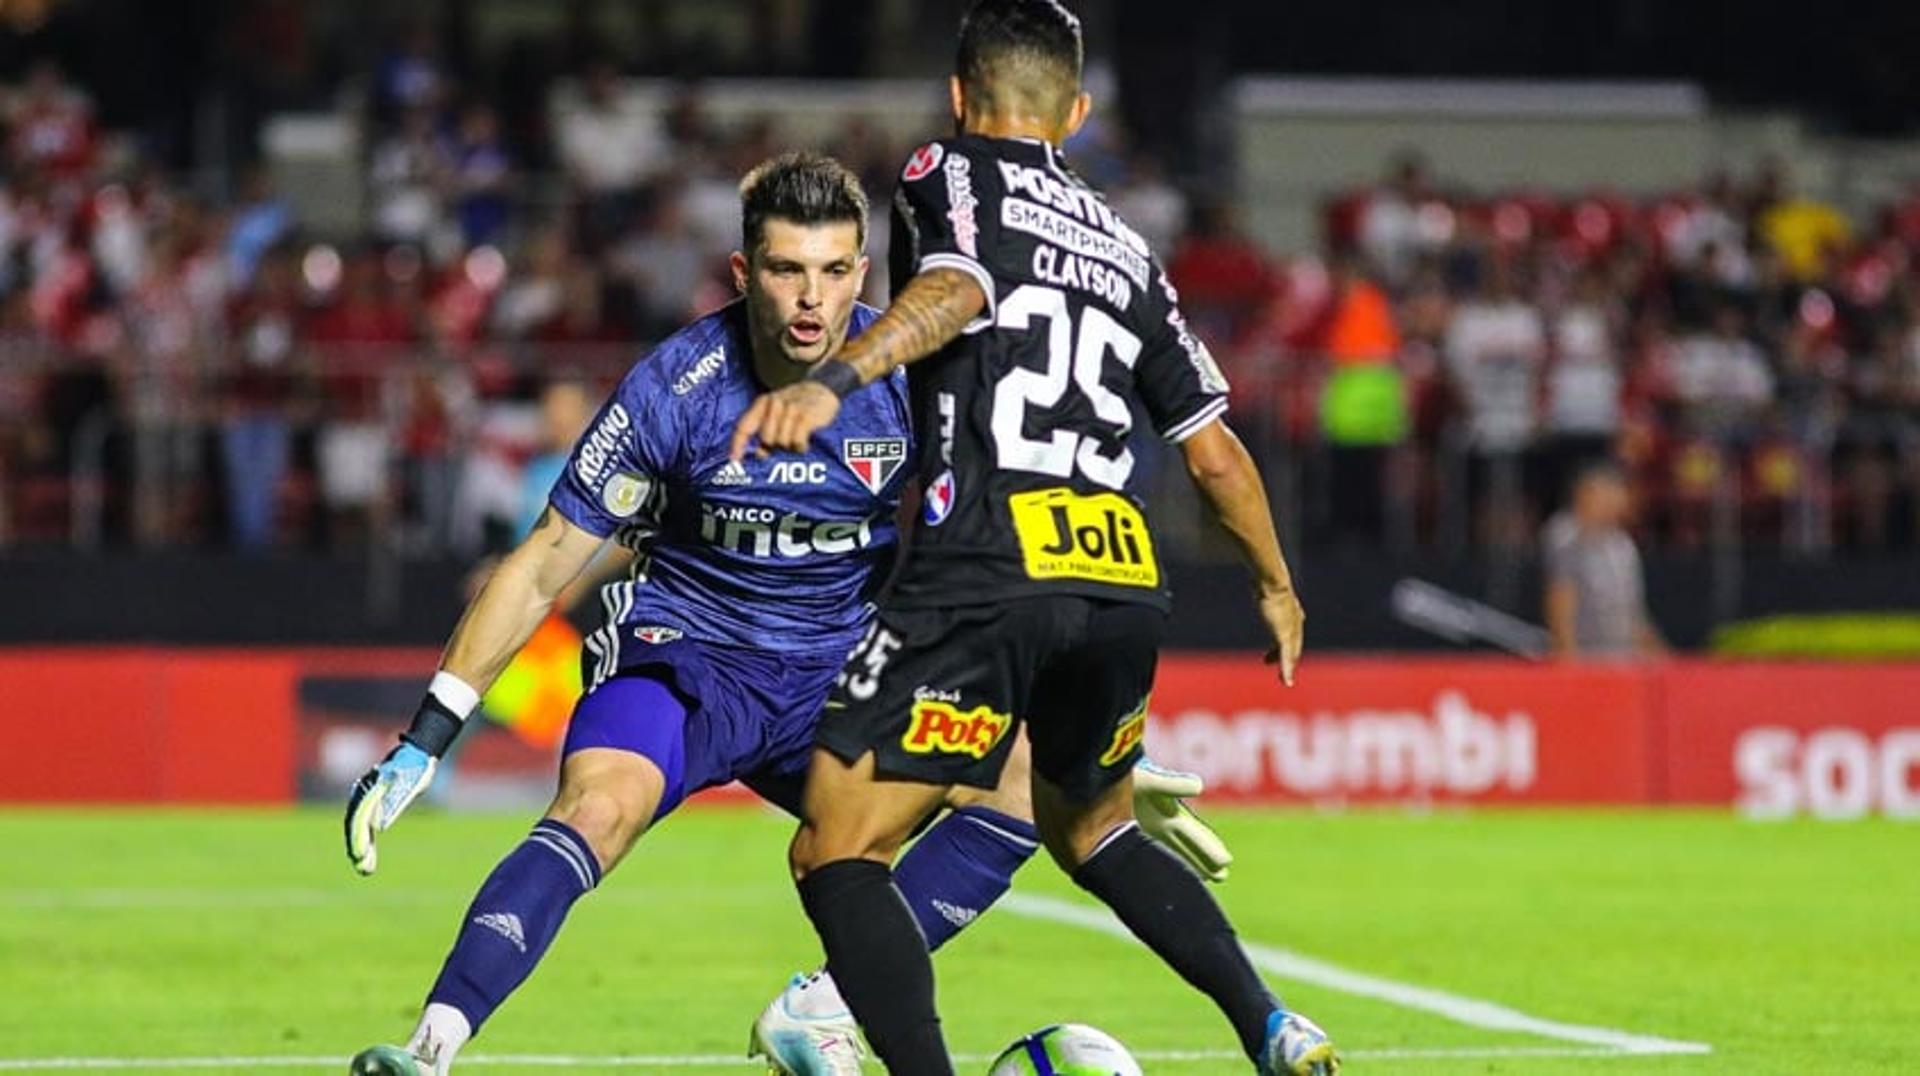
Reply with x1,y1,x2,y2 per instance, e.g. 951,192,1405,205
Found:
842,437,908,495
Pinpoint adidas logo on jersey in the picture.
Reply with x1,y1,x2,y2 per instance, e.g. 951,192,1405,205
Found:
473,912,527,953
711,461,752,486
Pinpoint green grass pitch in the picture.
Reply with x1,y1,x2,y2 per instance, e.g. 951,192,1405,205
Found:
1,806,1915,1073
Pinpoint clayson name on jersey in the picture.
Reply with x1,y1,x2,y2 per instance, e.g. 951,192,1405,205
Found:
997,160,1150,311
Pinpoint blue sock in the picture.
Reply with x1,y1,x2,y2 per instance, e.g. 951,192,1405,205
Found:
892,806,1039,951
427,818,602,1032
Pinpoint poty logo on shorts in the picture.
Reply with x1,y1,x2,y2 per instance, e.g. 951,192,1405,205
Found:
943,154,979,257
902,700,1010,760
1099,697,1150,767
902,142,944,183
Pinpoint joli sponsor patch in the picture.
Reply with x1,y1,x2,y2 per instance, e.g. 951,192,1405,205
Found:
1007,487,1158,588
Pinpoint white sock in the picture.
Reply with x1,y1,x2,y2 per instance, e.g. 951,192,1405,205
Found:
406,1003,473,1075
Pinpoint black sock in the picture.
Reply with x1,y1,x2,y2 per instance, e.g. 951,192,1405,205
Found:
797,859,954,1075
1072,824,1278,1059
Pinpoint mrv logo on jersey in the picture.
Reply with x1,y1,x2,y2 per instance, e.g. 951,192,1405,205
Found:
1008,487,1159,588
700,503,876,558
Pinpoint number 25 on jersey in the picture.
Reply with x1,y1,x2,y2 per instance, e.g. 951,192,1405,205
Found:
990,284,1142,490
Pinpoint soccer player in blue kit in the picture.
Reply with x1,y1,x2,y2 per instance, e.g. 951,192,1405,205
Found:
343,152,1227,1076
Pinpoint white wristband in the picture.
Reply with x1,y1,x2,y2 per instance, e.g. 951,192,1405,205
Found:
428,671,481,721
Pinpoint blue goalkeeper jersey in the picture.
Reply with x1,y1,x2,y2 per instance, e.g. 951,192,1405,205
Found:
548,300,910,679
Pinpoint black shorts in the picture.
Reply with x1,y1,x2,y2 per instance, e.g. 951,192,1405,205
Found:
816,595,1164,803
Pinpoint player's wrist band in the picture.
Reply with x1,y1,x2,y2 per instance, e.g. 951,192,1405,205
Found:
402,698,463,757
403,671,480,757
806,360,862,399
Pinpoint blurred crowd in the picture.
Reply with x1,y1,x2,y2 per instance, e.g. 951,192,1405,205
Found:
0,45,1916,559
0,52,916,554
1192,154,1920,554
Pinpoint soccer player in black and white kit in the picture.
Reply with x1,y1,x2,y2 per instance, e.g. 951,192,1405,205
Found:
729,2,1338,1073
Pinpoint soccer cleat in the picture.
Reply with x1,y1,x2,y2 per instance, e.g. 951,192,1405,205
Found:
1259,1010,1339,1076
348,1044,429,1076
747,971,868,1075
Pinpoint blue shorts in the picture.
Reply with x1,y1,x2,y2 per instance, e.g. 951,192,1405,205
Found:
561,637,845,820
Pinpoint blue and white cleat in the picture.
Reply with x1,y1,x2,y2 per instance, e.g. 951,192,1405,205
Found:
348,1045,430,1076
747,971,867,1075
1259,1010,1339,1075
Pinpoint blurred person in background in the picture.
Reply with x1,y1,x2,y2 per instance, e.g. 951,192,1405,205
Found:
1541,265,1626,512
1358,150,1434,289
372,23,447,130
491,225,574,340
514,378,593,540
224,167,294,288
1446,255,1546,544
555,59,667,246
1169,198,1277,347
369,106,451,249
6,60,95,185
220,244,304,550
1670,303,1774,437
1834,323,1913,548
1314,254,1407,543
309,247,416,548
1110,151,1187,259
607,188,708,339
445,105,514,249
1543,462,1665,659
1754,160,1851,283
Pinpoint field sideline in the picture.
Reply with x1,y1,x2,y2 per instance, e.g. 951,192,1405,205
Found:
1,807,1914,1074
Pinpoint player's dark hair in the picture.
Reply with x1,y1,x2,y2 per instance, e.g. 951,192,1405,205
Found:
738,151,869,256
955,0,1083,122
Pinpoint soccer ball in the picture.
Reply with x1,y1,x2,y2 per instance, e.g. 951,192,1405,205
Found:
986,1023,1143,1076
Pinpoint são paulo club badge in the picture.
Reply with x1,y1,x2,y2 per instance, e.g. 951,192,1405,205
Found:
902,142,944,182
843,437,908,494
923,469,956,525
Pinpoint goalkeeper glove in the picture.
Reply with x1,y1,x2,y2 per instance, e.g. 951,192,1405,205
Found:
1133,757,1233,882
345,682,468,876
345,742,436,876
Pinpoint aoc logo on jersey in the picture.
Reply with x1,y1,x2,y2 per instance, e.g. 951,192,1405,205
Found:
842,437,907,494
1008,487,1160,588
902,700,1010,760
923,469,956,525
1099,696,1151,767
902,142,944,182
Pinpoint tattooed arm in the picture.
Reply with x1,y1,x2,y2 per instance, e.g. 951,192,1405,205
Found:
730,268,987,459
837,267,988,384
437,506,607,692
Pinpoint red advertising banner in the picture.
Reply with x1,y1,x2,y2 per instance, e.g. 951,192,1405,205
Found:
1146,656,1655,805
0,649,296,803
2,647,1916,816
1659,663,1920,818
